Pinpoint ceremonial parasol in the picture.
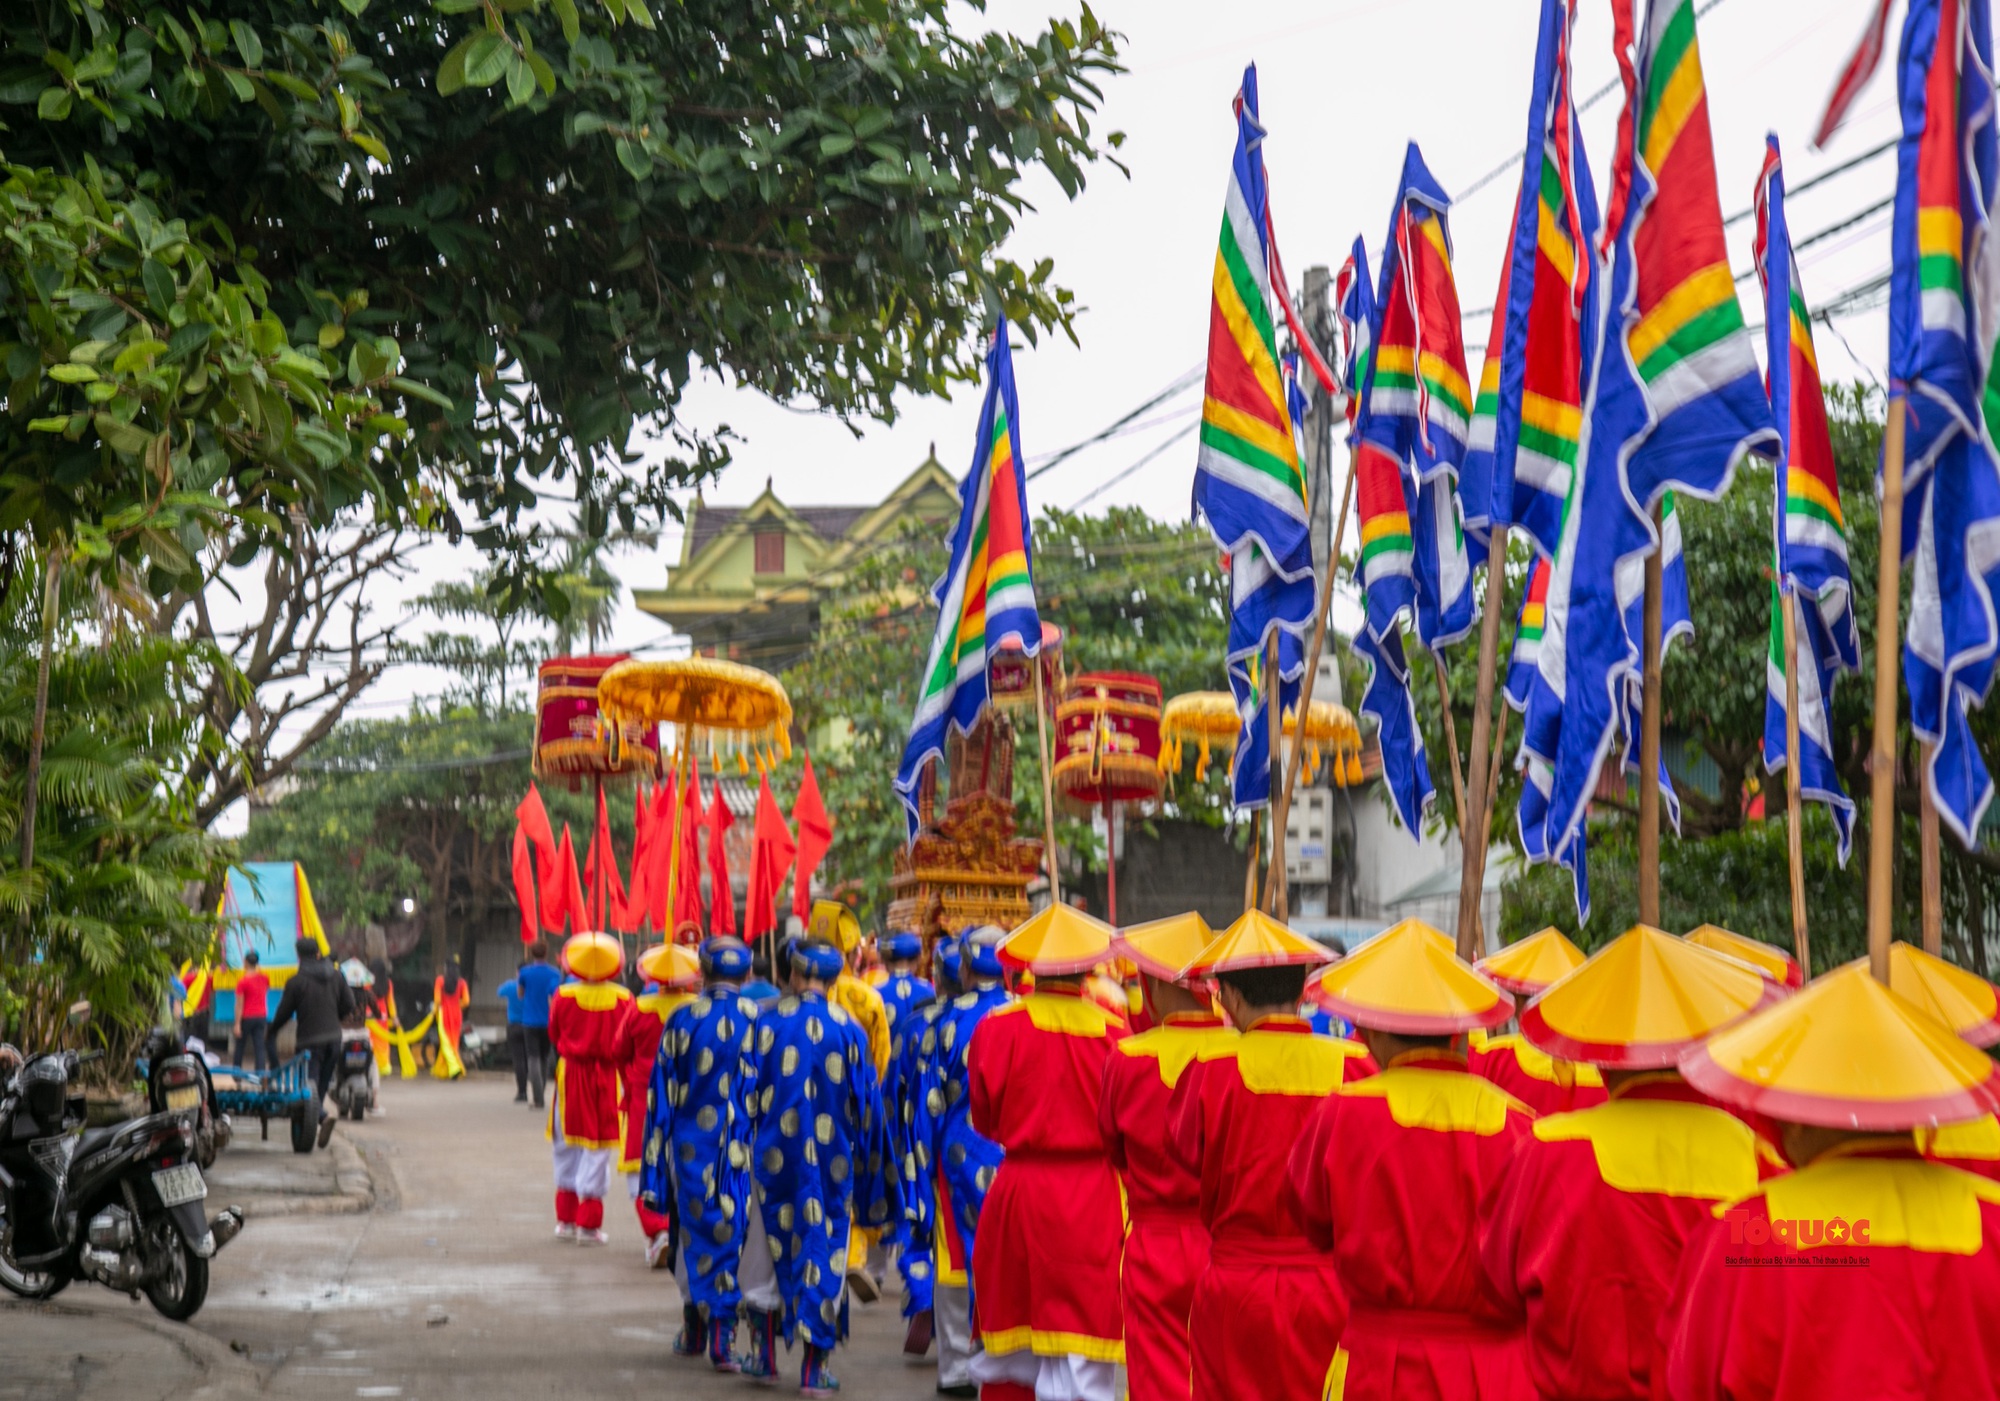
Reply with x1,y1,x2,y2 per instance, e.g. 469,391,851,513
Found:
1052,672,1163,924
1158,691,1365,788
533,654,662,782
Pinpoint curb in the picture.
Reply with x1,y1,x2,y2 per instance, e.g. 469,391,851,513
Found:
1,1295,263,1399
225,1135,377,1220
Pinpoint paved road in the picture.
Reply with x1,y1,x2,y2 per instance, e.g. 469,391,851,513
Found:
2,1073,941,1400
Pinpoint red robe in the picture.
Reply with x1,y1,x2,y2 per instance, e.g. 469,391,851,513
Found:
1467,1031,1606,1117
969,987,1128,1365
1099,1011,1234,1401
1169,1016,1374,1401
1477,1074,1784,1400
617,989,694,1171
546,979,631,1150
1660,1140,2000,1401
1287,1050,1536,1401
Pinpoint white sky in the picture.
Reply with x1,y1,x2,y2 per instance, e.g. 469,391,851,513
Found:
216,0,1902,834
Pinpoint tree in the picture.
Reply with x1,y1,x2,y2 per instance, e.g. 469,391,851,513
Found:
399,561,546,715
5,0,1127,585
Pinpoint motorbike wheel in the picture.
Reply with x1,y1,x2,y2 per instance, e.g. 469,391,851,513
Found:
290,1109,315,1154
0,1255,68,1301
142,1220,209,1322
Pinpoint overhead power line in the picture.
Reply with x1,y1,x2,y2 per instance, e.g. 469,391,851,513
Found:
1024,364,1204,482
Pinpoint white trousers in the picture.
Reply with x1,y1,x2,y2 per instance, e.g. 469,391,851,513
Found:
935,1280,978,1389
970,1347,1118,1401
551,1142,612,1199
738,1194,781,1312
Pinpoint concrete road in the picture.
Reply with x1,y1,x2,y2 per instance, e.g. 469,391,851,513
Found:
1,1073,942,1400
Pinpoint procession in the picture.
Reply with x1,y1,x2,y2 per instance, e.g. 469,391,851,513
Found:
6,0,2000,1398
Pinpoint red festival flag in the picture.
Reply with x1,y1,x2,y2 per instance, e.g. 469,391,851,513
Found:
510,827,537,943
554,824,588,935
515,784,564,934
790,754,833,919
745,774,796,945
675,769,705,937
583,786,630,932
626,783,654,932
706,782,738,937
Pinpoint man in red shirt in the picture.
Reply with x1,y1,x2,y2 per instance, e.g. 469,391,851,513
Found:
232,952,272,1071
1169,911,1367,1401
1099,914,1233,1401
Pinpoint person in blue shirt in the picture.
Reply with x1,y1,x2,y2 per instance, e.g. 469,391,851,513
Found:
873,931,934,1048
513,940,562,1109
892,937,957,1359
739,947,782,1006
498,962,530,1103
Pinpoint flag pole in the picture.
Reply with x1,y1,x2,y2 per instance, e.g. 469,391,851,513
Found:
1269,448,1359,920
1454,526,1509,961
1780,587,1812,975
1265,630,1286,916
1637,504,1665,928
1920,744,1942,955
1243,810,1262,913
1032,658,1063,907
1867,397,1906,983
1431,655,1468,855
663,743,688,943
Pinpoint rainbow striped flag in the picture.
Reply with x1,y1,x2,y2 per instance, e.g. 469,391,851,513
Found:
1505,557,1552,710
1462,0,1598,562
894,320,1040,838
1889,0,2000,846
1757,135,1860,863
1516,0,1776,920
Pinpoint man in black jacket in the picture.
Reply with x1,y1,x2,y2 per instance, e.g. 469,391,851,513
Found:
267,937,356,1148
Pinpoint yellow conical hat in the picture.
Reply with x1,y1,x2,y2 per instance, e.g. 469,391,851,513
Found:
1305,919,1513,1034
1682,963,2000,1130
1887,942,2000,1048
1113,913,1214,982
999,904,1116,976
563,930,624,983
1476,927,1587,996
1520,925,1776,1068
1183,909,1335,977
638,942,701,990
1685,924,1803,988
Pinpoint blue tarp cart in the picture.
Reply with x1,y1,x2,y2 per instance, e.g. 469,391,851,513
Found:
211,1053,319,1154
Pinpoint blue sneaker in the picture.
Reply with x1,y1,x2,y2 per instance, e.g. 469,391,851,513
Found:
800,1345,841,1397
738,1309,779,1385
708,1316,739,1373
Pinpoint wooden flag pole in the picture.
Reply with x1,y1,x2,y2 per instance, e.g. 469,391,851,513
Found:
1265,630,1287,915
663,745,688,941
1468,693,1512,960
1637,504,1665,928
1269,450,1360,920
1432,655,1469,847
1781,589,1812,976
1454,526,1510,961
1032,658,1063,907
1920,743,1942,956
1867,398,1906,983
1243,810,1263,913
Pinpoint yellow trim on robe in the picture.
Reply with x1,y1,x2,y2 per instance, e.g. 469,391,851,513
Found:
544,1058,623,1151
979,1325,1126,1365
1533,1097,1763,1199
1918,1113,2000,1162
1199,1027,1370,1097
1118,1020,1240,1089
1724,1141,2000,1255
1470,1030,1604,1089
636,990,696,1021
987,992,1120,1038
1322,1344,1351,1401
558,980,631,1013
1338,1066,1530,1135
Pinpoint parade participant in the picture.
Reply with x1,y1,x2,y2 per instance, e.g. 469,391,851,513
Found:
967,907,1127,1401
1288,919,1533,1401
894,937,959,1359
546,931,632,1246
874,931,934,1043
1099,914,1232,1401
499,962,530,1102
1663,963,2000,1399
743,939,898,1396
1468,927,1604,1115
923,926,1012,1398
642,935,761,1371
619,941,701,1266
517,940,561,1109
432,956,472,1079
743,948,783,1005
1479,924,1783,1401
807,900,894,1302
1169,911,1369,1401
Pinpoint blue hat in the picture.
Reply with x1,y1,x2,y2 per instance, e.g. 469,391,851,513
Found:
883,931,922,961
795,940,846,982
701,936,753,980
936,940,963,981
961,925,1006,980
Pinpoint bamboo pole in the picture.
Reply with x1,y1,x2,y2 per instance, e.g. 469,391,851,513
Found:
1637,505,1665,928
1243,810,1262,913
1032,659,1063,907
1104,799,1119,926
1432,655,1468,844
1454,526,1510,961
1264,630,1287,916
662,746,688,941
1920,742,1942,956
1470,698,1511,960
1868,398,1906,983
1269,450,1360,920
1781,589,1812,976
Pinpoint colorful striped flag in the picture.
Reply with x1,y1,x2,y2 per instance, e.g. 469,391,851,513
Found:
1462,0,1599,562
1358,143,1476,651
1517,0,1777,919
1756,135,1860,863
1334,240,1375,428
1505,557,1552,710
1890,0,2000,845
1355,617,1436,836
894,319,1040,838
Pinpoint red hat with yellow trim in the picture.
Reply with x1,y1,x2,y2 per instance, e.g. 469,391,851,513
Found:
639,941,701,991
1520,924,1777,1069
1183,909,1335,978
1305,919,1513,1034
1476,926,1587,997
1113,912,1215,982
564,930,624,983
1886,942,2000,1049
999,904,1115,976
1684,923,1803,988
1681,962,2000,1130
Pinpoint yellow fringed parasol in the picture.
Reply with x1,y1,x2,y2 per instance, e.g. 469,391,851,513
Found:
1158,690,1365,787
597,657,794,774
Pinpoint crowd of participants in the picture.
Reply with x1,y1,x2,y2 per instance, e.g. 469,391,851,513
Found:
531,900,2000,1400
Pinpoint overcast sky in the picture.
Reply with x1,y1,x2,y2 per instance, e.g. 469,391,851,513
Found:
222,0,1901,833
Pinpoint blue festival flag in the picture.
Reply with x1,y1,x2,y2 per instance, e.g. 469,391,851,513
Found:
1756,135,1860,863
894,321,1040,839
1335,240,1376,427
1354,619,1435,835
1890,0,2000,845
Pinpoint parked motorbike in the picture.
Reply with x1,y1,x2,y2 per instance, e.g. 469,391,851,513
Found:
140,1026,231,1169
0,1041,243,1320
333,1026,376,1121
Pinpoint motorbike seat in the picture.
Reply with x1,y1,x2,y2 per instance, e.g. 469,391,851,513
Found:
76,1123,121,1158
